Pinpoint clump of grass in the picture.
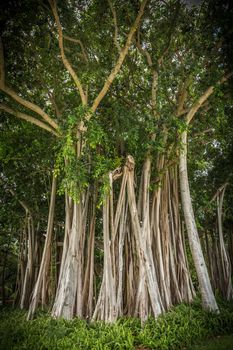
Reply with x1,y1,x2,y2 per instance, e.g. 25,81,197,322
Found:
0,299,233,350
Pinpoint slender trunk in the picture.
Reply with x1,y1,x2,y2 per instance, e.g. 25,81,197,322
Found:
126,155,164,319
27,175,57,319
169,166,195,303
92,169,127,321
216,187,233,300
179,130,218,312
20,214,36,309
82,189,96,319
1,251,7,305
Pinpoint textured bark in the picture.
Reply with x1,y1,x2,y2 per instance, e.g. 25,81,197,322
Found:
20,214,38,309
169,166,195,303
27,175,57,320
93,169,126,321
206,186,233,300
179,130,218,312
127,156,164,319
52,200,84,319
82,190,96,319
216,186,233,300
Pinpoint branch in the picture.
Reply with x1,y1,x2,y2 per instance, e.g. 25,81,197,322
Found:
211,182,229,202
136,31,152,67
159,1,181,64
176,77,191,116
136,0,180,69
91,0,148,113
48,91,61,118
0,37,58,131
0,103,58,136
1,85,59,130
0,178,32,214
63,35,88,63
186,72,233,124
136,32,160,117
107,0,121,53
49,0,87,105
9,189,32,214
193,128,214,138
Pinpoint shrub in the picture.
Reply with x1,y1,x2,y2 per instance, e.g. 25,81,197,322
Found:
0,299,233,350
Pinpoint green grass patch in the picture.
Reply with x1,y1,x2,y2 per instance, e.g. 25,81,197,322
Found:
0,299,233,350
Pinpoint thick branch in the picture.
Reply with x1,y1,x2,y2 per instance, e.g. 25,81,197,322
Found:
176,77,191,116
1,85,59,130
49,0,87,105
186,72,233,124
151,70,159,115
0,37,58,130
91,0,148,113
0,103,58,136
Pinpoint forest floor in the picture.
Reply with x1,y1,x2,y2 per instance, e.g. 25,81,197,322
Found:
134,334,233,350
0,300,233,350
190,334,233,350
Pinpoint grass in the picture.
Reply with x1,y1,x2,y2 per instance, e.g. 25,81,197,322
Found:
0,299,233,350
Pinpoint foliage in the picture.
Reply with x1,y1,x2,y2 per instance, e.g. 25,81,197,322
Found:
1,300,233,350
191,334,233,350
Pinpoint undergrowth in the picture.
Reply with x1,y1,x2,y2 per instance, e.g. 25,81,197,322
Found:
0,299,233,350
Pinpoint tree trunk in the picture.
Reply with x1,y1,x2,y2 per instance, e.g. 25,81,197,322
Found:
216,186,233,300
20,214,36,309
27,174,57,319
51,200,84,319
126,155,164,319
179,130,218,312
1,251,7,305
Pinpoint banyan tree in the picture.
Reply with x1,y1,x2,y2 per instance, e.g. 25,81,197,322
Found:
0,0,232,321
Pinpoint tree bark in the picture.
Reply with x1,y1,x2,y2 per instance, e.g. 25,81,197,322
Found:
27,174,57,319
179,130,218,312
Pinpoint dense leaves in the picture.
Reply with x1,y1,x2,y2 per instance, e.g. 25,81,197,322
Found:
1,300,233,350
